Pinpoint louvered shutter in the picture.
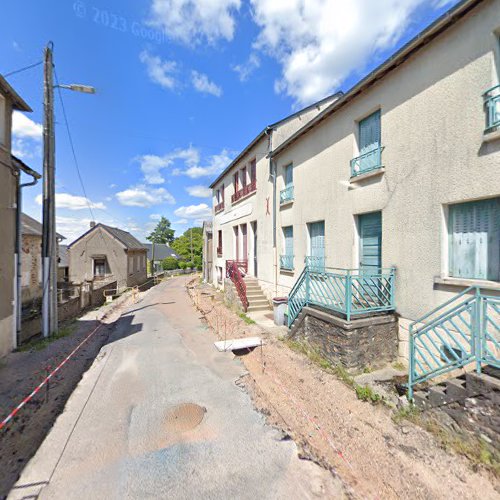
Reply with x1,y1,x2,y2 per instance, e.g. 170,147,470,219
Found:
359,110,381,154
285,164,293,187
284,226,293,256
310,222,325,259
449,198,500,280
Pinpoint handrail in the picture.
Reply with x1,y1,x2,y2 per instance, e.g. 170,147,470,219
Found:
350,145,384,177
226,260,249,311
483,84,500,132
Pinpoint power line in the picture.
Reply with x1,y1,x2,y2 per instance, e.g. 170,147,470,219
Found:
4,60,43,78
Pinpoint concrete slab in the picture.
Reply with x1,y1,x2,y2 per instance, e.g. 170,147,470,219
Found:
214,337,263,352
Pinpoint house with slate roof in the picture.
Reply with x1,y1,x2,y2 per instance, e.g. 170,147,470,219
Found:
142,243,179,274
68,222,147,289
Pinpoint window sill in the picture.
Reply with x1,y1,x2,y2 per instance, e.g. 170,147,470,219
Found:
280,199,294,208
434,276,500,291
280,268,295,275
483,128,500,143
350,167,385,183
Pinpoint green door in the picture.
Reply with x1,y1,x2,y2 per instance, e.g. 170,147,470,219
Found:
359,212,382,272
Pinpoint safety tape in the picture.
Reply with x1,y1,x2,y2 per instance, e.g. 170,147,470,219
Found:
0,322,104,431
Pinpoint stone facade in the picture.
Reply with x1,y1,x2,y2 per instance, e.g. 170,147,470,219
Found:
290,307,398,371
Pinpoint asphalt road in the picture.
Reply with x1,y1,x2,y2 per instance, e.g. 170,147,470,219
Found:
9,276,341,499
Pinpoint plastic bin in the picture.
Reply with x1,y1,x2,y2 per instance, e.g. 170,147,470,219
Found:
272,297,288,326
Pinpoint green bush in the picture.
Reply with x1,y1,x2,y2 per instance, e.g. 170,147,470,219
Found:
161,257,179,271
178,261,187,270
186,261,195,269
194,255,202,268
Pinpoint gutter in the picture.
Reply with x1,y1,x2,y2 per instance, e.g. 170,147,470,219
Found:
265,127,278,297
12,157,41,346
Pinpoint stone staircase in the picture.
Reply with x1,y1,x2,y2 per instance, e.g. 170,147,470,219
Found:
244,277,271,313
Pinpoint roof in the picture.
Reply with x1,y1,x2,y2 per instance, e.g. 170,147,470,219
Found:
11,155,41,179
21,213,64,240
58,244,69,268
142,243,179,261
209,91,343,188
0,75,31,111
271,0,484,158
68,223,146,250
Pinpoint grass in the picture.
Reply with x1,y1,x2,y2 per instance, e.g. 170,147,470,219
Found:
17,321,78,352
281,337,384,403
392,404,421,424
392,361,406,371
239,313,256,325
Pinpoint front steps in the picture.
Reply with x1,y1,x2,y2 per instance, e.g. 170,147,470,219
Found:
244,277,271,312
413,366,500,410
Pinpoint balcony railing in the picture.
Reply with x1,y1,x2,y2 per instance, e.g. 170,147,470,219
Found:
280,185,294,204
288,266,396,326
214,201,225,214
231,179,257,203
484,84,500,133
280,254,294,270
305,255,325,273
350,146,384,178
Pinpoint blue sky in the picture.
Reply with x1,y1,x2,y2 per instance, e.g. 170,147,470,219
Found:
2,0,457,242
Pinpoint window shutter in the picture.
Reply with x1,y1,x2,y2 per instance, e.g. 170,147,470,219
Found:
359,110,381,154
450,198,499,280
284,226,293,256
285,164,293,187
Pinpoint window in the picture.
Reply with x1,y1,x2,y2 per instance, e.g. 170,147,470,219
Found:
93,258,107,277
284,164,293,187
449,198,500,281
233,172,239,193
280,226,294,270
352,110,382,176
0,95,5,147
250,159,256,184
221,183,224,201
241,166,247,187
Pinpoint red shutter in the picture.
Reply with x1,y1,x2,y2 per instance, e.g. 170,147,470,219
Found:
250,160,256,183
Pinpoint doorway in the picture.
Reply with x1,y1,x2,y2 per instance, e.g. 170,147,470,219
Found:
359,211,382,272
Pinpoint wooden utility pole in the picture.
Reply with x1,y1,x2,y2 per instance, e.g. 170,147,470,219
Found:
42,42,57,338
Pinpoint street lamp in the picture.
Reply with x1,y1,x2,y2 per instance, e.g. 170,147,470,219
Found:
42,42,95,338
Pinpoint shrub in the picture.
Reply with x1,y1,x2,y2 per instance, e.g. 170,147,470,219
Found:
186,261,195,269
178,261,187,270
161,257,179,271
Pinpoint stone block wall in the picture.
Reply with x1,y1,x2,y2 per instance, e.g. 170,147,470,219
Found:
291,307,398,371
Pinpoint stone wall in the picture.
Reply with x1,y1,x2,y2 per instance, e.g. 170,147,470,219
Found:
223,279,244,313
291,307,398,371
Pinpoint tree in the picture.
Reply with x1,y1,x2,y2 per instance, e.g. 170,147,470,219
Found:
171,227,203,262
161,257,179,271
147,217,175,245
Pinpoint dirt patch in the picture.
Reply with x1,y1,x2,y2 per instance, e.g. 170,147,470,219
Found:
165,403,206,433
188,279,500,499
0,292,136,498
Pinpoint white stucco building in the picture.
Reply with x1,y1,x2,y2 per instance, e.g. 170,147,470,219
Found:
207,0,500,364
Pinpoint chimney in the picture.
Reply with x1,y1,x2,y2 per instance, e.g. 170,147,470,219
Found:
90,221,96,228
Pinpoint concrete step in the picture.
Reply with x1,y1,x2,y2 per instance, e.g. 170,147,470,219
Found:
248,299,269,307
247,304,272,312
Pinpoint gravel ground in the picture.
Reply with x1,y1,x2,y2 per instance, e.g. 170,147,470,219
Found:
0,291,136,498
188,279,500,500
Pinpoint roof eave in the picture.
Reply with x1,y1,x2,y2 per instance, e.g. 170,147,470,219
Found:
0,75,32,112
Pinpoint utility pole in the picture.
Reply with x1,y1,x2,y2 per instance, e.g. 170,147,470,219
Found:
190,228,193,263
42,42,57,338
41,42,95,338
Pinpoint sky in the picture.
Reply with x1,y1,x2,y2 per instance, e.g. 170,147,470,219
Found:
2,0,458,243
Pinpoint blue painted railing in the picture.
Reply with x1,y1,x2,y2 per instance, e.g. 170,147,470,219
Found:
408,287,500,400
280,254,294,270
305,256,325,273
483,84,500,133
350,146,384,177
288,266,396,327
280,185,294,204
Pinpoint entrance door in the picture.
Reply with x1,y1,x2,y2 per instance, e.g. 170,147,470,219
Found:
359,212,382,272
241,224,248,262
309,221,325,271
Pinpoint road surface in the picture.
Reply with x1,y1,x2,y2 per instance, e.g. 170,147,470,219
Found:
10,276,342,499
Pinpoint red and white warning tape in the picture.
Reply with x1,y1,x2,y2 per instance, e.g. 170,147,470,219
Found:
0,322,104,431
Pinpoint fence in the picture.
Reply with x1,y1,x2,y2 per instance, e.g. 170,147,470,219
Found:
408,286,500,400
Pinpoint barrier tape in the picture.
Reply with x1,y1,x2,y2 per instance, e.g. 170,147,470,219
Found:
0,322,104,431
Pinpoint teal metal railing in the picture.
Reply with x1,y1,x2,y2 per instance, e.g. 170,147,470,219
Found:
350,146,384,177
483,84,500,133
280,254,294,270
280,185,294,204
305,256,325,273
408,287,499,400
287,266,396,327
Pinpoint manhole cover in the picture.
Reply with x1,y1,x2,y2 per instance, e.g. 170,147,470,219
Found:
165,403,206,432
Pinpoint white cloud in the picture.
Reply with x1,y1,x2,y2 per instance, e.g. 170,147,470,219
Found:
174,203,212,219
149,213,162,220
182,149,232,178
139,50,178,90
250,0,446,105
191,71,223,97
35,193,106,211
173,218,188,225
11,111,43,159
186,185,211,198
138,146,200,184
233,53,261,82
116,185,175,207
148,0,241,46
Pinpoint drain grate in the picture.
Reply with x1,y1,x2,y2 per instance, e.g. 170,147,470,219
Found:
165,403,206,433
